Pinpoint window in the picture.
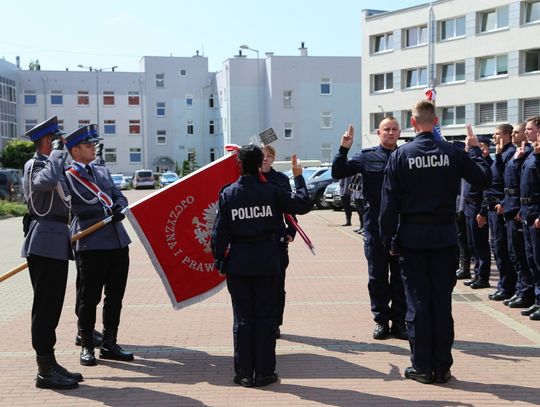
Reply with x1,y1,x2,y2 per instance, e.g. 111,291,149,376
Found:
283,90,293,107
372,32,393,53
441,62,465,83
405,67,427,88
25,119,37,132
524,49,540,73
479,6,509,32
128,91,140,105
372,72,393,92
78,120,90,127
129,120,140,135
209,120,215,134
525,1,540,23
371,111,394,131
157,130,166,145
478,101,507,124
24,90,36,105
101,148,115,163
156,102,166,116
320,78,331,95
180,69,187,77
57,119,64,131
402,110,413,129
284,122,293,139
103,91,115,105
210,148,215,161
209,94,215,108
404,25,428,47
440,106,466,126
187,121,194,134
321,143,332,164
523,98,540,119
186,94,193,107
156,73,165,88
50,90,63,105
103,120,116,135
440,16,466,40
77,90,89,106
479,55,508,78
129,148,142,163
320,112,332,128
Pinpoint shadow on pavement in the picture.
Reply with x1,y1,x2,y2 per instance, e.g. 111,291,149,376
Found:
454,339,540,362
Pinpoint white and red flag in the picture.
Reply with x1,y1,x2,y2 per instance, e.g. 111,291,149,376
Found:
126,154,240,309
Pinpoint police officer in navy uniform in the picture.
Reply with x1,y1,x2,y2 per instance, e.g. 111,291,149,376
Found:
516,116,540,320
261,144,297,339
483,124,517,301
22,116,82,389
502,123,536,309
380,101,491,384
332,118,407,341
212,145,311,387
462,136,493,289
64,125,134,365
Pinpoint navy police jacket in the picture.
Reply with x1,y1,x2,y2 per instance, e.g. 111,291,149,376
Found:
211,174,311,276
380,132,491,249
263,168,297,243
519,150,540,223
482,142,515,213
502,143,532,217
332,145,394,234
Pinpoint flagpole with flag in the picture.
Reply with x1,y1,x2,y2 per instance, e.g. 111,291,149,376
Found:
426,3,445,141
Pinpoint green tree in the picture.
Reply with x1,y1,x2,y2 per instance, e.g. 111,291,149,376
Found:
181,160,192,176
1,140,34,169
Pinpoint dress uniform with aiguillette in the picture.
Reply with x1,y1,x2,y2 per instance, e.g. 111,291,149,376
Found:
22,116,82,389
64,125,133,366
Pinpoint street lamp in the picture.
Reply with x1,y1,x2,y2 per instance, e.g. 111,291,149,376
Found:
77,64,118,133
239,44,261,136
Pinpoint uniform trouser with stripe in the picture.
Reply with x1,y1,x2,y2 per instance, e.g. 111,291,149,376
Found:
27,255,68,356
456,211,471,269
522,224,540,304
506,218,534,300
465,215,491,282
275,243,289,327
487,211,516,294
400,246,457,375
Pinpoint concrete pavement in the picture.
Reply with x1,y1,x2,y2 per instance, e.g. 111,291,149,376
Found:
0,191,539,406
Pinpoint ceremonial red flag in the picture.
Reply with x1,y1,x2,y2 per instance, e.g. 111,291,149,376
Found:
126,154,240,309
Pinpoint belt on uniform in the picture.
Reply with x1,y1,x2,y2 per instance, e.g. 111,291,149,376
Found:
504,188,520,196
400,214,455,224
520,197,540,205
231,233,275,243
483,195,502,204
31,214,69,224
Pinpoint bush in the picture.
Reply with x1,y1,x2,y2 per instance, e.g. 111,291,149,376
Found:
1,140,34,170
0,200,27,217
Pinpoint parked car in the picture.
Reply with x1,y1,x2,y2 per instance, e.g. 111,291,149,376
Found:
289,166,330,191
305,168,335,209
111,173,130,190
132,169,155,190
324,181,342,210
0,168,23,201
159,172,179,187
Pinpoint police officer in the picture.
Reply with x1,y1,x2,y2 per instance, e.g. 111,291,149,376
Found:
212,145,311,387
455,176,472,279
22,116,82,389
484,124,517,301
502,123,535,309
261,144,297,339
339,176,354,226
462,136,493,289
64,125,134,365
516,116,540,320
380,101,491,384
332,118,407,341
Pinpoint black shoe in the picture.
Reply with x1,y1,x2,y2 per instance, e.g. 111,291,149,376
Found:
341,222,352,227
489,291,512,301
80,347,96,366
508,297,535,309
390,321,408,340
275,326,281,339
434,370,451,384
521,304,540,316
75,329,103,347
503,294,519,306
470,280,490,289
404,366,434,384
100,343,134,361
456,269,471,279
254,372,278,387
463,278,478,286
54,361,83,382
373,322,390,340
233,374,254,388
530,309,540,321
36,354,79,390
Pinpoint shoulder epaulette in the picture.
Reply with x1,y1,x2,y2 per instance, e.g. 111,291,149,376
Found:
361,147,378,153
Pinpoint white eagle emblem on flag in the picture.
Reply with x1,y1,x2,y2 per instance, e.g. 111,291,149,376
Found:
192,201,218,253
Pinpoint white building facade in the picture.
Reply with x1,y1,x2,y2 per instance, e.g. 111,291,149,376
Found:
362,0,540,144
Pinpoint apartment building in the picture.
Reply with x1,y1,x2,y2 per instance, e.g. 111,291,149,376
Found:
362,0,540,144
0,59,18,151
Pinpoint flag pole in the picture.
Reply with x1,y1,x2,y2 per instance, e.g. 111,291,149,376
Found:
0,215,114,283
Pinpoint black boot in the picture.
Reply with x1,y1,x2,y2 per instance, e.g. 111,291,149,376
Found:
51,353,83,382
36,354,79,390
100,329,134,361
456,258,471,279
80,330,97,366
75,329,103,347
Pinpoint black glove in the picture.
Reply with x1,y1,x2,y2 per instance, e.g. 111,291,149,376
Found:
111,203,125,223
51,138,65,151
95,143,104,158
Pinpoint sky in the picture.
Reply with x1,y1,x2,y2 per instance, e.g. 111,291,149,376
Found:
1,0,428,73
